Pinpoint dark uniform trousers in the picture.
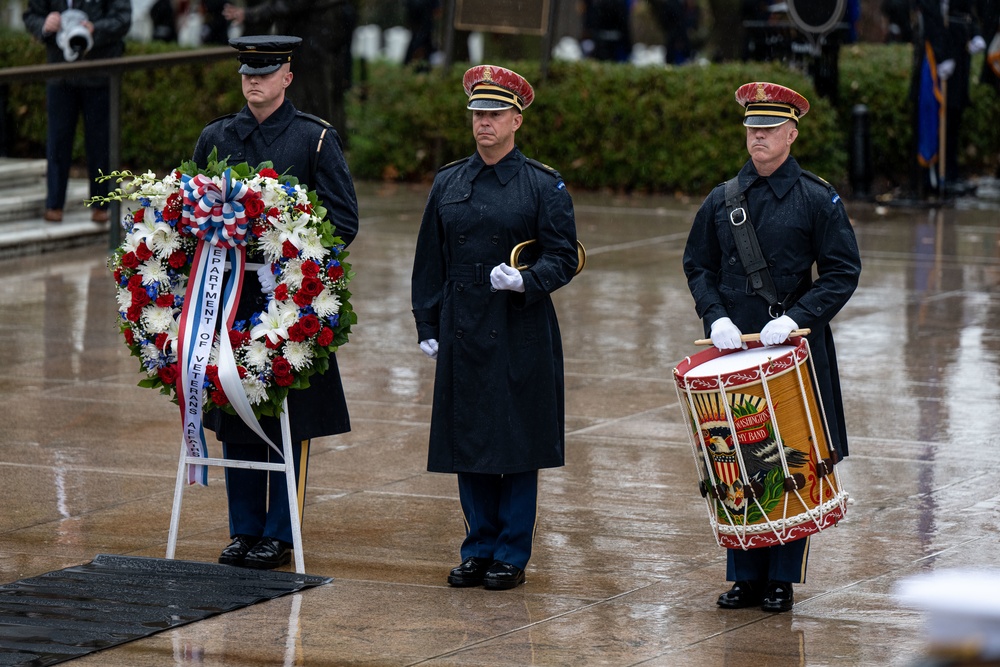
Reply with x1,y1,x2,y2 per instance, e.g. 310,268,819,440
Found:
457,471,538,570
223,439,311,545
728,537,810,584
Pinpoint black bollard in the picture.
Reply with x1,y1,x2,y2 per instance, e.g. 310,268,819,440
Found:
849,103,873,198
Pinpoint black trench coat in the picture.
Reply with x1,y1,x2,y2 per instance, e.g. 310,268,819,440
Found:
411,147,578,474
682,156,862,459
193,99,360,444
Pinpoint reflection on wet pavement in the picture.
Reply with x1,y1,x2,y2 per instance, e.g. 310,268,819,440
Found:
0,181,998,666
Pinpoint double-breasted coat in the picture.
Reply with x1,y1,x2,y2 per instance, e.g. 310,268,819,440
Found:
193,98,360,445
411,147,578,474
682,156,862,459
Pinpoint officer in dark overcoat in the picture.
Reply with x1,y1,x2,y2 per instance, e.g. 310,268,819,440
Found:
411,65,578,590
683,82,862,612
192,35,360,569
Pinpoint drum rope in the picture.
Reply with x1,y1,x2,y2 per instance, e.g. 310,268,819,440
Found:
675,381,724,547
802,339,850,518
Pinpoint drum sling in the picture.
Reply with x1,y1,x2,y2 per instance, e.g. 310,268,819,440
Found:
724,177,784,318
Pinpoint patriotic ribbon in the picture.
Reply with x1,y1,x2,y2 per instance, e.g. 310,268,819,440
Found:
181,169,251,249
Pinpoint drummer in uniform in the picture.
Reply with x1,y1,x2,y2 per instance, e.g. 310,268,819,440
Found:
682,81,862,612
410,65,579,590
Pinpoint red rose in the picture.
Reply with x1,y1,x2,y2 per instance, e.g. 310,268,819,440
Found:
294,203,313,215
210,389,230,406
128,275,144,290
126,304,143,322
154,332,168,349
259,168,280,179
275,374,295,387
282,240,299,259
293,291,313,307
121,252,139,269
272,356,292,378
237,366,247,379
327,264,344,281
123,328,135,346
228,329,244,348
113,268,122,283
317,327,334,347
265,336,283,350
131,290,151,307
300,261,319,277
267,207,279,219
168,250,187,268
299,276,324,298
155,294,174,308
205,364,220,385
286,322,307,343
158,364,178,386
135,243,153,261
244,195,265,218
133,208,145,223
274,284,289,300
299,314,321,337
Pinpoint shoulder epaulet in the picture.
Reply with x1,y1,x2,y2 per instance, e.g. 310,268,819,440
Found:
296,111,334,129
204,112,237,128
438,156,470,173
526,158,561,178
801,169,842,204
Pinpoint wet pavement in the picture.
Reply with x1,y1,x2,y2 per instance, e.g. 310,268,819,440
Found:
1,180,999,666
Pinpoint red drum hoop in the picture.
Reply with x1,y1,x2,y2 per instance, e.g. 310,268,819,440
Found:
673,338,848,549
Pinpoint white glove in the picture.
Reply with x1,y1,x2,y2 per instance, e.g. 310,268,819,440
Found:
938,59,956,81
419,339,438,359
257,264,277,294
490,263,525,292
968,35,987,54
710,317,744,350
760,315,798,346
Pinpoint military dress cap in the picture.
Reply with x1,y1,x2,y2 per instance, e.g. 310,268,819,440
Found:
463,65,534,111
229,35,302,75
735,82,810,127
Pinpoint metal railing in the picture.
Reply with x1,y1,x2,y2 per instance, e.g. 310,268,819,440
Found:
0,46,234,247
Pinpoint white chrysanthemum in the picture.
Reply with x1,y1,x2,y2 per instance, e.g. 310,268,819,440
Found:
283,341,314,371
116,287,132,310
299,229,326,261
140,341,160,364
242,374,269,405
281,260,304,290
312,290,341,317
139,258,170,285
244,340,272,372
142,305,176,334
259,228,286,263
151,228,182,257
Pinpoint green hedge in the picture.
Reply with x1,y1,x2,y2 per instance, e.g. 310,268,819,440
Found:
3,31,998,195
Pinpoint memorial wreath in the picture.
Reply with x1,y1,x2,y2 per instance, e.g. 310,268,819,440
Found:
100,150,355,422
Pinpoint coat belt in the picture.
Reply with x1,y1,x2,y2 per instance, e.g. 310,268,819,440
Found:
449,263,488,285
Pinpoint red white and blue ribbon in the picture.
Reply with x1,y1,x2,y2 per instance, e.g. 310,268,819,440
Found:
181,170,251,249
175,170,281,485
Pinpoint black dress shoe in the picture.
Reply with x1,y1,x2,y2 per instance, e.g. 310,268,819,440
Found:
483,561,525,590
243,537,292,570
218,535,258,566
447,556,493,587
761,581,794,612
717,580,764,609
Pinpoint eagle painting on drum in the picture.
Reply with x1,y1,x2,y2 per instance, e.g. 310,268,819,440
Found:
674,339,849,549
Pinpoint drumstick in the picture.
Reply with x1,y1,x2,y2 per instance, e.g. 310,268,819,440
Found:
693,328,812,346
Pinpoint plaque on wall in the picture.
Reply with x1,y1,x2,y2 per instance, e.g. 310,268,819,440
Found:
454,0,551,36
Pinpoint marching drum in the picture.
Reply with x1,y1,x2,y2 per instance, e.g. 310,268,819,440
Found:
673,337,848,549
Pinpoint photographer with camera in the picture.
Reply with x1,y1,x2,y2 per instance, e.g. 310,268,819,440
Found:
23,0,131,224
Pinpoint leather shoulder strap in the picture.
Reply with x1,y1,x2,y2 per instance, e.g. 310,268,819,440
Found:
725,177,782,313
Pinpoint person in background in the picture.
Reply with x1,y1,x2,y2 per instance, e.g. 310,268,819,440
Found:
193,35,359,570
411,65,579,591
682,81,862,613
23,0,131,224
222,0,357,139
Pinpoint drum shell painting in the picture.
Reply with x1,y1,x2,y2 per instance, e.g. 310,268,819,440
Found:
674,339,848,549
